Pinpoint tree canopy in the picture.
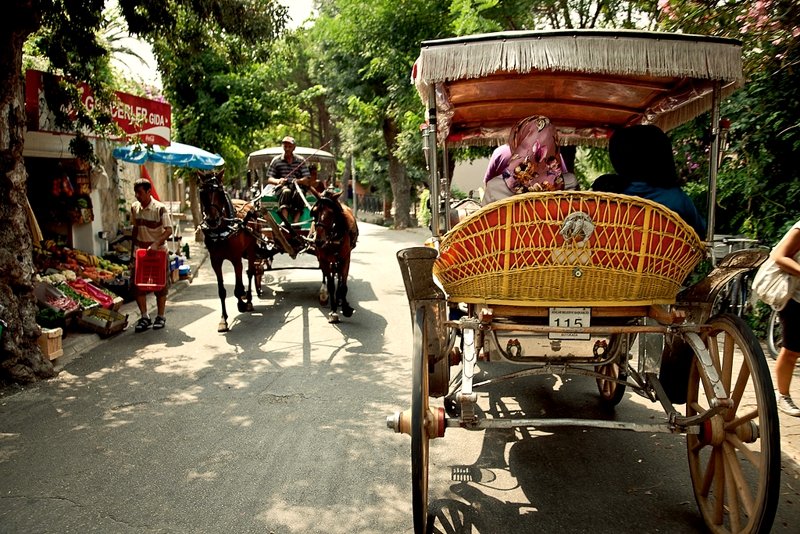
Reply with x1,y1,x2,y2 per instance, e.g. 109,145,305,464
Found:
3,0,799,383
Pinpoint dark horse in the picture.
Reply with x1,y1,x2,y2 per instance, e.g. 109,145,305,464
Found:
197,170,268,332
309,189,358,323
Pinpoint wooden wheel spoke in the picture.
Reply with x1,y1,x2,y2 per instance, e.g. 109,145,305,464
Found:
725,408,758,432
723,441,755,518
730,362,752,411
700,447,718,496
727,433,761,469
713,448,726,524
690,401,706,416
722,333,735,391
724,449,742,533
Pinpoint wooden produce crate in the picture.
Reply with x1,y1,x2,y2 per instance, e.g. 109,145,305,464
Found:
77,308,128,338
37,327,64,360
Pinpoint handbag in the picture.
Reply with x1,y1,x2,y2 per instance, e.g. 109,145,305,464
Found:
752,256,799,311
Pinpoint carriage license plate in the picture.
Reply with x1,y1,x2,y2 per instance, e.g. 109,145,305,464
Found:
548,307,591,340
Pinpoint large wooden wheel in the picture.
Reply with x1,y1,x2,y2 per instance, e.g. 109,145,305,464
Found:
595,334,627,406
596,360,626,406
686,313,780,533
412,306,431,534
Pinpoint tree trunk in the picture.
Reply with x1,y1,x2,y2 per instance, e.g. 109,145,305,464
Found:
0,10,57,383
189,177,202,231
382,116,412,229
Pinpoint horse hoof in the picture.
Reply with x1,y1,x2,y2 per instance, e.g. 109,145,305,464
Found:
342,306,354,318
319,296,329,306
218,322,229,333
237,301,248,313
328,313,340,324
246,302,254,312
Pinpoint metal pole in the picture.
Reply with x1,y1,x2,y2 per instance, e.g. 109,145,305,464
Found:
427,89,441,239
442,144,451,233
351,153,357,214
706,82,721,246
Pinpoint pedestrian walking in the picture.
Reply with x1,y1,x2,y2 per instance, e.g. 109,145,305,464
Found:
771,219,800,416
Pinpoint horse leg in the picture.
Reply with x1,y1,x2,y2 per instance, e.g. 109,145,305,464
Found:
233,259,248,313
213,258,229,332
339,249,354,318
319,270,329,306
326,263,339,324
254,260,264,298
245,260,255,312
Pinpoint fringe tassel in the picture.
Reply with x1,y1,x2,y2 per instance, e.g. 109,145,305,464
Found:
416,32,743,87
415,31,743,146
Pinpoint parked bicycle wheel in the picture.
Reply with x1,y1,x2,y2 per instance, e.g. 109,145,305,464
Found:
767,308,782,359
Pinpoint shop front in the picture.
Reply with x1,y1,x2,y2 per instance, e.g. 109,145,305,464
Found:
23,70,177,338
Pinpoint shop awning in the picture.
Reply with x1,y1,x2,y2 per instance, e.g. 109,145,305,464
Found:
113,142,224,170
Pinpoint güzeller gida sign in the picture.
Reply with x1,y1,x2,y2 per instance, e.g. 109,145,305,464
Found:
25,69,171,146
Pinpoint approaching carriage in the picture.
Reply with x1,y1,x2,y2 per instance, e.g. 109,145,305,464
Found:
247,145,338,249
386,30,779,534
195,146,357,330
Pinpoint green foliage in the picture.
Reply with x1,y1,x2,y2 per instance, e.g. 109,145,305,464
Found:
657,0,800,245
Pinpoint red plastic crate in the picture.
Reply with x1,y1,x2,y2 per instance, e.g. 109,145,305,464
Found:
134,249,168,291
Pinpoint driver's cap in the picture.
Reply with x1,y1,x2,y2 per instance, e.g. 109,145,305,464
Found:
281,136,296,146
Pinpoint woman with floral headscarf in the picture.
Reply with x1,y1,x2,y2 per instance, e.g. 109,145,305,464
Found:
482,116,577,205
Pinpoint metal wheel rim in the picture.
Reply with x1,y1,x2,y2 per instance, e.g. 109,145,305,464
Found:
412,306,430,534
686,314,780,533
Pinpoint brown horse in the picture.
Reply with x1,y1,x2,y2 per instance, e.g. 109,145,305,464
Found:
309,189,358,323
197,170,269,332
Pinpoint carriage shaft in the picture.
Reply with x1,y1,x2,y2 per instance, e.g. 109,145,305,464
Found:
450,416,696,434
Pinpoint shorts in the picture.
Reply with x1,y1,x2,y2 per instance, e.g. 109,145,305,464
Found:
277,184,306,213
779,298,800,352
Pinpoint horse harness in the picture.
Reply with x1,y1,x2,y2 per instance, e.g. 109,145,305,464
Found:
199,174,254,243
310,197,349,251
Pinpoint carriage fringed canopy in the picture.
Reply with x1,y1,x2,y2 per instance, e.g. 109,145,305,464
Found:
411,30,744,146
433,192,705,306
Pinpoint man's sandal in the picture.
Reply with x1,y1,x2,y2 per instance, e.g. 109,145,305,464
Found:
135,317,152,333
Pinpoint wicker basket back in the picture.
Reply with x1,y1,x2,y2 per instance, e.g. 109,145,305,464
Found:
434,192,704,306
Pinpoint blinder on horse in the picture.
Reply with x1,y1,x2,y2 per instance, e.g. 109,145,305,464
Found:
198,172,242,241
310,196,346,249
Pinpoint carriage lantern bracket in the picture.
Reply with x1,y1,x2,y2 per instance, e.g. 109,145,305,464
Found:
420,122,431,171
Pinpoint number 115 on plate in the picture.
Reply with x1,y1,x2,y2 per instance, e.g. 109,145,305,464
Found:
548,307,591,340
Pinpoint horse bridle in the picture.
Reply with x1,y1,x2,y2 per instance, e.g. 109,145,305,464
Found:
198,173,241,236
310,197,346,249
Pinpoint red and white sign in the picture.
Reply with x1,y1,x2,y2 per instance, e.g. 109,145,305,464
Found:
25,69,171,146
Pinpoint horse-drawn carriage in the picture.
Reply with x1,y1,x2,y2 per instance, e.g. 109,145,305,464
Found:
197,145,356,330
387,30,779,533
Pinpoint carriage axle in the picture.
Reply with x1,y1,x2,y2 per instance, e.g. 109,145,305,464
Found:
386,407,446,439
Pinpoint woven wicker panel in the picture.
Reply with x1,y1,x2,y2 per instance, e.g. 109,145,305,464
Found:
434,191,704,306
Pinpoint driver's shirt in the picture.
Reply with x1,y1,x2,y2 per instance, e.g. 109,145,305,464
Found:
268,155,310,183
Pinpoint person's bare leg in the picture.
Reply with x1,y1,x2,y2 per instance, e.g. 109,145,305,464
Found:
136,294,148,317
156,295,167,318
776,347,799,395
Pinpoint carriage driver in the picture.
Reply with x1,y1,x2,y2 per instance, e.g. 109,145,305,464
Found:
266,136,313,226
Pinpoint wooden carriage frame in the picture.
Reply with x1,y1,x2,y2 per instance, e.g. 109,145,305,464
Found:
387,30,780,534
